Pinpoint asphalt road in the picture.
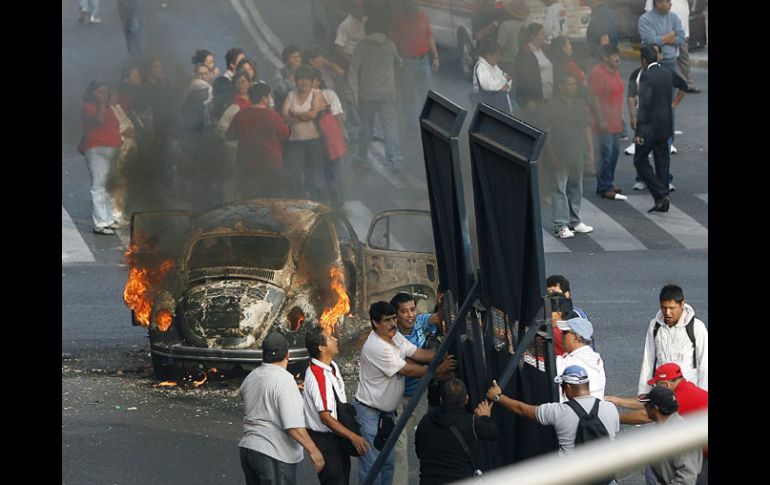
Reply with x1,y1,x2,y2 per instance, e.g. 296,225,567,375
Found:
62,1,707,484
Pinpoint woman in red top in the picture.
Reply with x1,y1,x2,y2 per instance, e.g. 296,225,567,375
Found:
78,79,122,235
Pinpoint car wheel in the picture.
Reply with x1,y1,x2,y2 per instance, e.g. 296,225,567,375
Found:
458,32,475,80
152,354,178,381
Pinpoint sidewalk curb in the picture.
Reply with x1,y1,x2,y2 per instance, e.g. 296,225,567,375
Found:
619,45,708,70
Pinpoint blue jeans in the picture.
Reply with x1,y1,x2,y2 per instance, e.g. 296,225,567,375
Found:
239,447,297,485
354,400,395,485
552,155,583,229
79,0,99,15
84,146,118,228
358,100,402,162
118,0,143,59
595,132,620,194
400,57,432,130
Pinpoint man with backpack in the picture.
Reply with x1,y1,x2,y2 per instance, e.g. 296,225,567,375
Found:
637,284,708,397
486,365,619,455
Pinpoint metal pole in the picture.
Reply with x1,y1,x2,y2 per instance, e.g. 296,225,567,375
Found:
361,279,480,485
453,411,708,485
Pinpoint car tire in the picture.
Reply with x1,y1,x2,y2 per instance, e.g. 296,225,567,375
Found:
458,31,475,80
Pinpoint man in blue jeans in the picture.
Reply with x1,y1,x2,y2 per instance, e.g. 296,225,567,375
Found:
354,302,455,485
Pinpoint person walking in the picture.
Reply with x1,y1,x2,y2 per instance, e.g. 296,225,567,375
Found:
118,0,143,59
239,332,325,485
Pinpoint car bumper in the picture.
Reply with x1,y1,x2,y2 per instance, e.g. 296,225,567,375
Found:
151,342,310,365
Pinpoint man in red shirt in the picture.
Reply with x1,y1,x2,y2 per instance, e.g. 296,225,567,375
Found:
389,0,440,134
588,45,627,201
226,83,290,200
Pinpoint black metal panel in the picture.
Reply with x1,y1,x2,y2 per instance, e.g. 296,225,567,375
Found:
468,103,547,330
419,91,473,303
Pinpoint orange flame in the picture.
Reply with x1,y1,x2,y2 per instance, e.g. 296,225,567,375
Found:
123,244,175,330
192,371,207,388
319,266,350,333
156,310,173,332
156,381,177,387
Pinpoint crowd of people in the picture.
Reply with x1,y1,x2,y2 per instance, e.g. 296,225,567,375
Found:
236,279,707,485
470,0,700,238
76,0,450,235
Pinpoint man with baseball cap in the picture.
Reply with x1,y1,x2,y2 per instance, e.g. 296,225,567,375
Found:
486,365,619,455
555,317,606,400
639,386,703,485
239,332,325,484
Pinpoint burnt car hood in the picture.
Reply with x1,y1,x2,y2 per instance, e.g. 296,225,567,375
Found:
178,278,286,350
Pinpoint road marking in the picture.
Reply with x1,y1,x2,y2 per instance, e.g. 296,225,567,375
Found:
695,193,708,204
625,195,708,249
541,229,571,253
62,206,95,263
579,199,646,251
242,0,284,55
230,0,283,69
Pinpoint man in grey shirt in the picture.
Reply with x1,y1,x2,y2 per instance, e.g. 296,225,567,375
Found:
641,386,702,485
486,365,619,455
239,332,325,484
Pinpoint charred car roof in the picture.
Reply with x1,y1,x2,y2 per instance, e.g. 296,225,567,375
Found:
189,199,332,237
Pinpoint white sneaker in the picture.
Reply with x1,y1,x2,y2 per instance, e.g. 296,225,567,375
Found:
633,181,647,191
571,222,594,234
669,182,676,191
624,143,635,155
670,145,677,154
613,193,628,200
555,227,575,239
89,15,101,23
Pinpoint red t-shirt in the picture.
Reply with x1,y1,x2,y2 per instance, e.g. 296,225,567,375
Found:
234,95,252,110
78,102,122,154
226,106,290,170
389,10,433,58
674,380,708,415
588,63,624,134
554,326,565,356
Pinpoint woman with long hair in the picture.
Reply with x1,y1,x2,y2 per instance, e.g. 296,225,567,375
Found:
78,79,122,235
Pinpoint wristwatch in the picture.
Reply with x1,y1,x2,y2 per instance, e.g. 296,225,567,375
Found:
493,393,501,402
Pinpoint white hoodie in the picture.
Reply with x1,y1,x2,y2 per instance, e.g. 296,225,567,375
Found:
637,303,708,395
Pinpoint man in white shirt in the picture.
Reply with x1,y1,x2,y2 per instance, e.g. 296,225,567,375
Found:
239,332,325,485
354,301,455,485
303,326,369,485
555,317,606,400
334,0,366,64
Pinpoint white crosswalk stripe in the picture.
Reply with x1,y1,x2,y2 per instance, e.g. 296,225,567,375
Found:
541,229,571,253
62,206,95,263
625,195,708,249
578,199,646,251
695,193,708,204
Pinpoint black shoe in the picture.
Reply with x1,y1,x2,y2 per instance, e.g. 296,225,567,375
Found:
685,86,701,94
648,195,670,213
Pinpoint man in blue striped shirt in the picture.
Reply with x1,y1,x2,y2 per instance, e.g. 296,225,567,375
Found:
389,292,442,485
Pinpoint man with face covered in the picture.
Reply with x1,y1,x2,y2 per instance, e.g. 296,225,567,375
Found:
637,284,708,397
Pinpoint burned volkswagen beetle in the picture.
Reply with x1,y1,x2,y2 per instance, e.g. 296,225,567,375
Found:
124,199,438,378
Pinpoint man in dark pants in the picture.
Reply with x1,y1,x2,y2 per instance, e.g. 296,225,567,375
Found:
117,0,143,59
633,44,675,213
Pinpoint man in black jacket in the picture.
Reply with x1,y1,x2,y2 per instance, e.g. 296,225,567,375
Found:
415,378,499,485
633,44,675,213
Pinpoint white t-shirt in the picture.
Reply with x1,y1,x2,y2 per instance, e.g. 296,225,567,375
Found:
556,345,607,401
303,358,346,433
238,363,306,463
335,14,367,57
321,89,344,116
355,331,417,412
530,44,554,101
543,2,567,44
536,395,619,455
473,57,511,92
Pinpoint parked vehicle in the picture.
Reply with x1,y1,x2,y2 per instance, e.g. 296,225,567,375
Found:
126,199,438,377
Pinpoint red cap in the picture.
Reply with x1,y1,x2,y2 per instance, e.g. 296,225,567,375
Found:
647,363,684,386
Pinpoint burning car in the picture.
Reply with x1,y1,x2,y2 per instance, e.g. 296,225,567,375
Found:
124,199,438,377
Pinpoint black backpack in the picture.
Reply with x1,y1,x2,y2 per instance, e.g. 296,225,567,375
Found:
566,398,609,445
